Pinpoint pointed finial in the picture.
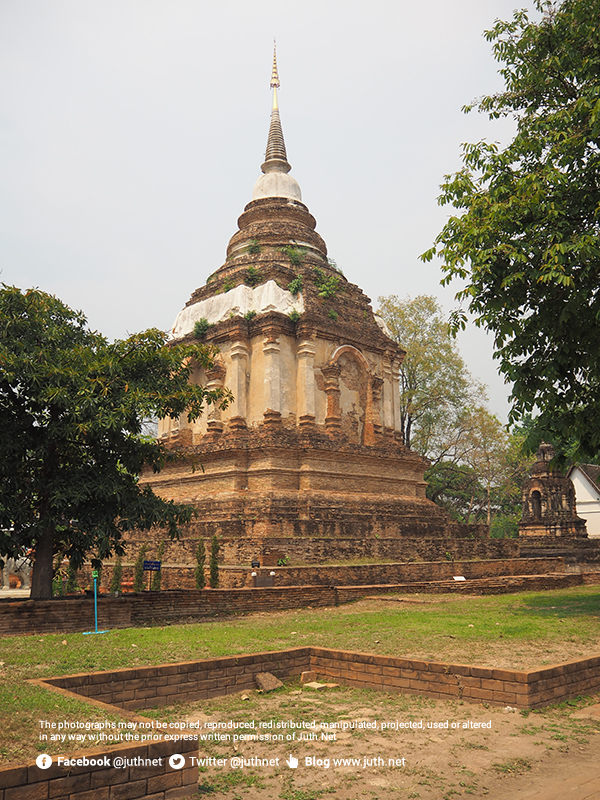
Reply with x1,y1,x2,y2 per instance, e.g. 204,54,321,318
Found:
270,40,280,110
252,42,301,199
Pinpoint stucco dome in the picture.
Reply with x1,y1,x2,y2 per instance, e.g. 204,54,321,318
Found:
252,170,302,201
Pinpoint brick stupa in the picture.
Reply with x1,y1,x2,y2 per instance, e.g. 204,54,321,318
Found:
142,51,457,566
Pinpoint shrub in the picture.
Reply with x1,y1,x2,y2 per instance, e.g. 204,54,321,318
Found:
65,564,79,594
245,265,262,285
281,245,306,267
133,545,148,592
150,542,165,591
313,267,341,300
289,309,301,323
195,540,206,590
109,557,123,593
287,275,303,295
243,310,257,321
193,318,214,340
209,536,220,588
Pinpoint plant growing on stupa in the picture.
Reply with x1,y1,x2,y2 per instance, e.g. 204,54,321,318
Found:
193,318,214,340
313,267,341,300
281,245,306,267
287,275,303,295
245,265,262,286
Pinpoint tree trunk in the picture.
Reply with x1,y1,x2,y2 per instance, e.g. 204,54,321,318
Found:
30,526,54,600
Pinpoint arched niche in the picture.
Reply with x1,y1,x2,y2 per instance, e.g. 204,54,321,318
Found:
327,345,377,446
531,490,542,520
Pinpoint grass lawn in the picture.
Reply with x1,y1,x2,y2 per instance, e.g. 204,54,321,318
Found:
0,584,599,766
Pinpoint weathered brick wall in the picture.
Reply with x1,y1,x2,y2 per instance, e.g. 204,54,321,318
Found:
334,573,582,601
128,586,338,626
217,558,565,589
307,648,600,709
519,536,600,565
0,596,131,636
93,536,520,590
44,649,311,711
36,647,600,714
0,737,197,800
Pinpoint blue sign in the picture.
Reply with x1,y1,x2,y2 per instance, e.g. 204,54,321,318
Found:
143,560,161,572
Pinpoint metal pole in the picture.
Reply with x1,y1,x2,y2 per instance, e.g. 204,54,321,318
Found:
94,576,98,633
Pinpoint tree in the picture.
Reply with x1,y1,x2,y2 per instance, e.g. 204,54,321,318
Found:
425,462,486,522
0,286,227,600
377,295,485,460
422,0,600,463
425,406,509,525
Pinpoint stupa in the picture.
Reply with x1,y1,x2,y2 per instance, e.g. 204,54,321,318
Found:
143,49,454,565
519,443,588,538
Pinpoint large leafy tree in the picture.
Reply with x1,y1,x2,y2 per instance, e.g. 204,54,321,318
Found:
0,286,226,599
422,0,600,462
377,294,485,459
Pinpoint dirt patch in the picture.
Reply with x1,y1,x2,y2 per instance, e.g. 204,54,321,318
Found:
146,682,600,800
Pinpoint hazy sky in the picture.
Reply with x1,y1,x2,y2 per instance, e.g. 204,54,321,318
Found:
0,0,534,421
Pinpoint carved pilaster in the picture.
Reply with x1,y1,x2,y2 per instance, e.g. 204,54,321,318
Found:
391,359,403,435
206,362,227,436
263,333,281,415
297,339,317,429
382,356,394,436
228,341,249,423
371,376,384,439
322,363,342,434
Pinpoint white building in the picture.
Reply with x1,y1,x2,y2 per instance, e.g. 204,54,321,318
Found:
568,465,600,539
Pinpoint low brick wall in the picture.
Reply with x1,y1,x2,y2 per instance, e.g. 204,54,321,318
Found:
519,536,600,566
43,649,311,711
219,558,565,589
308,647,600,710
0,737,197,800
0,567,581,636
35,646,600,713
335,573,582,602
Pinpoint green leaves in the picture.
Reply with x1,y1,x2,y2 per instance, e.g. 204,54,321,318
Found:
0,286,227,598
422,0,600,461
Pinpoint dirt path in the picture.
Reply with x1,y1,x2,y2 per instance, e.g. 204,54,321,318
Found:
148,683,600,800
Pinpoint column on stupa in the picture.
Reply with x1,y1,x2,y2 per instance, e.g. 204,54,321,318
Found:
228,340,250,428
391,359,403,437
322,363,342,433
263,332,282,422
205,363,227,436
371,376,384,439
296,339,317,427
382,356,395,436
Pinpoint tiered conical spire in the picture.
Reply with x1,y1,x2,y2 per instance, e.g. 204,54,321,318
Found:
262,42,291,174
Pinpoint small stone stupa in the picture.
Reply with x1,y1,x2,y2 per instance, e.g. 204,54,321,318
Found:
143,49,454,563
519,443,587,538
